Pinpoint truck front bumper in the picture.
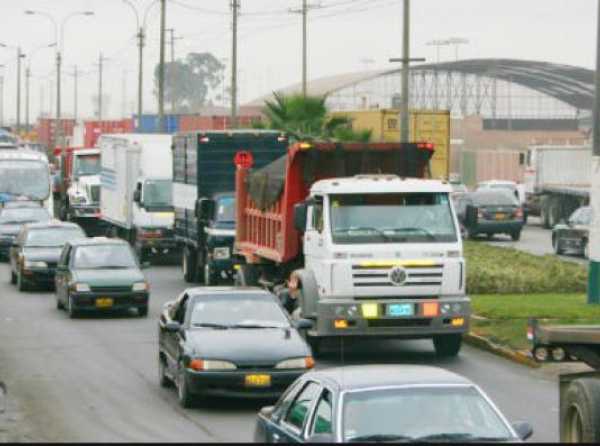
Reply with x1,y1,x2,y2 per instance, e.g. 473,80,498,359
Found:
137,238,179,253
70,205,100,218
310,297,470,338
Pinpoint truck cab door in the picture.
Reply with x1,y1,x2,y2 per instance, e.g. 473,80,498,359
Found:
304,196,326,271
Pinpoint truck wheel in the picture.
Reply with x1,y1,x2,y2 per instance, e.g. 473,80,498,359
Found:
182,247,197,283
553,235,565,255
548,197,561,229
433,334,462,357
541,197,551,229
561,378,600,443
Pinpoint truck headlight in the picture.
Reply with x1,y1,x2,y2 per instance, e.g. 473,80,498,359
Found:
213,247,230,260
132,282,149,292
24,260,47,269
74,283,91,292
275,357,315,369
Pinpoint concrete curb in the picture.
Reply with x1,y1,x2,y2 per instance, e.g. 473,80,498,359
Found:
464,333,540,368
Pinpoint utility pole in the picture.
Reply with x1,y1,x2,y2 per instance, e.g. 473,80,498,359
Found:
137,27,144,125
157,0,166,133
166,28,182,113
98,52,104,120
25,66,31,131
588,0,600,304
290,1,321,97
122,69,128,118
73,65,78,121
231,0,239,128
16,47,24,134
55,49,62,147
0,66,4,127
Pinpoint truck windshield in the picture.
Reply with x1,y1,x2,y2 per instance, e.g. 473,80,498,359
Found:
0,160,50,201
329,193,458,244
143,179,173,210
74,154,101,177
216,196,235,223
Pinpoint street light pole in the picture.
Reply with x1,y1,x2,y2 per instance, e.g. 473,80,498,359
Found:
158,0,167,133
16,47,24,134
0,65,4,127
231,0,239,128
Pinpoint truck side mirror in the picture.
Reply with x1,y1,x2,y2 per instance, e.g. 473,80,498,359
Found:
465,205,478,227
196,198,216,221
133,190,141,203
294,203,308,232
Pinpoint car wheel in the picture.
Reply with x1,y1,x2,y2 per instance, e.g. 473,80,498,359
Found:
553,236,564,255
67,294,78,319
17,271,28,292
511,231,521,242
433,334,462,358
138,305,149,317
158,355,173,388
177,362,194,408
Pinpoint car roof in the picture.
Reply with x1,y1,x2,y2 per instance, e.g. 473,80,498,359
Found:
187,286,274,297
24,220,83,230
67,237,127,247
305,365,472,392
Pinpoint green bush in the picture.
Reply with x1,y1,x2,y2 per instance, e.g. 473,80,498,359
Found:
465,242,587,294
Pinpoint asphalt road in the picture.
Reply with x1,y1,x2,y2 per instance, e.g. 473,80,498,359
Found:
485,217,588,266
0,262,560,442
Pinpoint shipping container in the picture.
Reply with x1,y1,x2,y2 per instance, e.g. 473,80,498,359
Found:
36,118,76,148
84,119,135,147
178,115,260,132
459,150,525,187
134,114,180,133
329,109,451,180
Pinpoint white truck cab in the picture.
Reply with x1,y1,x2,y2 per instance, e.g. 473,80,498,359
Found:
65,149,101,220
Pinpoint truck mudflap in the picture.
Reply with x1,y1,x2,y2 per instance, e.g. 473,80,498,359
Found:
309,297,470,338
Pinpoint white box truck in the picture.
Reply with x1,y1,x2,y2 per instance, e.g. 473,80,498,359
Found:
99,134,177,261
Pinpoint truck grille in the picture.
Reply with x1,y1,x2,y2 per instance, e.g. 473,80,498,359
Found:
352,263,444,288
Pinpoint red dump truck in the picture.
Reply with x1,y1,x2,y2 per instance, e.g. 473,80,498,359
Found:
232,141,470,356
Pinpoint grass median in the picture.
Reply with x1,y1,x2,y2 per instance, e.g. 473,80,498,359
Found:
464,242,591,352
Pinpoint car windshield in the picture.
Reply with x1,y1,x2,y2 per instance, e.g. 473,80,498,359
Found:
472,191,519,207
25,228,86,248
0,208,50,225
330,193,457,244
73,154,101,177
0,160,50,201
189,294,290,328
143,179,173,209
73,244,138,269
216,195,235,223
343,386,513,442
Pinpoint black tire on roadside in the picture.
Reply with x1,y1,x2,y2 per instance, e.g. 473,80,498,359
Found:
182,246,197,283
433,334,462,358
561,378,600,443
177,362,194,408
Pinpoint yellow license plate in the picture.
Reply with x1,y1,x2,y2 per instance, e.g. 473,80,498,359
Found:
96,298,114,308
245,374,271,387
495,213,506,220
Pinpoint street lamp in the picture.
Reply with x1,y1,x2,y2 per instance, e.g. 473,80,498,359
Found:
25,42,57,131
25,9,94,148
121,0,160,130
0,64,5,127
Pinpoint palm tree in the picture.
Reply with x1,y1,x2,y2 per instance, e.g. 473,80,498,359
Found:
257,92,371,142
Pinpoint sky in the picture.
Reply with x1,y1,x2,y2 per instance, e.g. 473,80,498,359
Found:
0,0,596,124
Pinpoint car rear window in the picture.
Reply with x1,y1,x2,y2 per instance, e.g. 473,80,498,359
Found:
472,191,518,207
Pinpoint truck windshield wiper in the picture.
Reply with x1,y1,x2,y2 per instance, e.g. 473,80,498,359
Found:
348,434,413,442
385,227,437,241
336,227,390,241
192,322,231,330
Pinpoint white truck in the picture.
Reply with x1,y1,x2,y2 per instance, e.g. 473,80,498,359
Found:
99,134,177,262
59,148,102,224
525,145,591,228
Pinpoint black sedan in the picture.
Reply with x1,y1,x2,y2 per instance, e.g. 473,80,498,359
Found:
158,287,314,407
255,365,533,443
9,221,86,291
552,206,591,258
455,190,525,241
0,206,51,259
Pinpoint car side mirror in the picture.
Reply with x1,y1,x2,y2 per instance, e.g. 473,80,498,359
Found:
307,433,334,443
259,405,275,419
164,321,181,333
133,190,141,204
195,198,216,221
512,421,533,441
465,205,478,227
294,202,308,232
293,318,313,330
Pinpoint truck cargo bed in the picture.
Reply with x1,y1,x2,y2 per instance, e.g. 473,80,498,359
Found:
535,325,600,345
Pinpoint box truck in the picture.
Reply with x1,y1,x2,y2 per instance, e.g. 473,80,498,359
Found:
99,134,177,261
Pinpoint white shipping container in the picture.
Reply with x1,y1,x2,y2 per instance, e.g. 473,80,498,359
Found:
533,145,591,195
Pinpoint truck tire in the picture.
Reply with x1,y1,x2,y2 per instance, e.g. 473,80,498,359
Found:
553,235,565,255
548,197,561,229
182,246,197,283
235,264,259,287
561,378,600,443
433,334,462,357
541,197,551,229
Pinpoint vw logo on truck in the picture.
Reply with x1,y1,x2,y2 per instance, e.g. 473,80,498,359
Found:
389,266,408,286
